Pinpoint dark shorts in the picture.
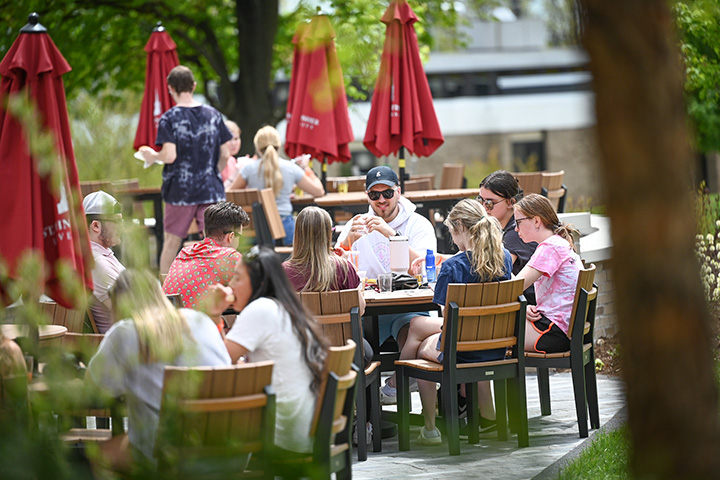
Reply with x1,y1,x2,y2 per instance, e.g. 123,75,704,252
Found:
164,203,212,238
530,314,570,354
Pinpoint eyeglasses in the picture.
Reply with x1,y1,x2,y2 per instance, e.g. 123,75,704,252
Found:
367,189,395,201
476,195,505,212
515,216,531,226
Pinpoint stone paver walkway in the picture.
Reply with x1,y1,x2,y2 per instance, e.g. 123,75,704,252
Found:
353,371,625,480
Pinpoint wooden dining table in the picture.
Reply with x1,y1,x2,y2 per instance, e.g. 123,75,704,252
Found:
362,287,440,372
1,324,67,346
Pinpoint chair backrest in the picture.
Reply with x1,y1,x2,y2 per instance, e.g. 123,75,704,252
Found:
226,188,260,232
440,164,465,189
300,289,360,347
258,188,287,242
512,171,544,195
567,264,597,340
300,289,364,378
409,173,436,189
439,278,526,363
62,333,104,364
156,361,275,462
41,301,87,334
404,178,433,191
79,180,114,198
310,340,356,438
540,170,567,212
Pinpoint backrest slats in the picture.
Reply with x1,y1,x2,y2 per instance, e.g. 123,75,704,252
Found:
310,341,356,437
568,264,596,338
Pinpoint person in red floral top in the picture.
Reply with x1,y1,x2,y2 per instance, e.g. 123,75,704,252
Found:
163,201,250,312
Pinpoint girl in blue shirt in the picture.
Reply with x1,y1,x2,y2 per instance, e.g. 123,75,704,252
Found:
403,199,512,445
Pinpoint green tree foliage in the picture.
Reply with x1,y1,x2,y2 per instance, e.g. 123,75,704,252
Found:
0,0,493,154
674,0,720,152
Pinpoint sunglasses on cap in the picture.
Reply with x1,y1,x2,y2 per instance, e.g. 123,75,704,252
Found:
367,189,395,201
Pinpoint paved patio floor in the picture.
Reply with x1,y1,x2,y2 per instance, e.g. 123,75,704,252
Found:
353,371,625,480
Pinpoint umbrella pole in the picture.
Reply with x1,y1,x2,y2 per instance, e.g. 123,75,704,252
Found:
321,158,327,193
399,147,406,193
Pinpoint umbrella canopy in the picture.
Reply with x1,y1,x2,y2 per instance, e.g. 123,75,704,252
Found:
133,23,178,151
363,0,443,189
285,15,354,168
0,13,93,308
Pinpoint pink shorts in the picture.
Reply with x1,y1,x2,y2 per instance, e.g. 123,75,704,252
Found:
164,203,211,238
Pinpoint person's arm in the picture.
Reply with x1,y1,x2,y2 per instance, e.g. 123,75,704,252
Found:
516,264,542,291
224,339,249,364
228,173,247,190
357,284,366,317
297,170,325,197
217,141,230,172
140,143,177,164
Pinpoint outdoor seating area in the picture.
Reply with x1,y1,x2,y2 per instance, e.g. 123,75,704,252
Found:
0,3,626,480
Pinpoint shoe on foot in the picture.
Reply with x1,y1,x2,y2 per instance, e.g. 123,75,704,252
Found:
380,379,419,405
417,426,442,446
459,415,497,439
352,420,373,446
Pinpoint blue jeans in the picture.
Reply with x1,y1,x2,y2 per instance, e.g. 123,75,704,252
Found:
281,215,295,246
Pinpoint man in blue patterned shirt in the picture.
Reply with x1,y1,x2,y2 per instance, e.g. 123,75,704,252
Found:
140,65,233,273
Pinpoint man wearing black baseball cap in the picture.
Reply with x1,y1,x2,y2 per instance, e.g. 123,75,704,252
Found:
336,165,436,404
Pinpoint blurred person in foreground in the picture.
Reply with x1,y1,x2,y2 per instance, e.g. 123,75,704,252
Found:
83,190,125,333
86,269,230,468
206,246,328,455
163,201,250,327
228,125,324,246
139,65,233,274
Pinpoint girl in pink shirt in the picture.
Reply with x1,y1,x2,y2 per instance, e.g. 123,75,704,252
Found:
514,194,581,353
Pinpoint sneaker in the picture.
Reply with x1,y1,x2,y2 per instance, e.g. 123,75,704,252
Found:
352,419,373,446
417,426,442,446
458,416,498,439
380,379,419,405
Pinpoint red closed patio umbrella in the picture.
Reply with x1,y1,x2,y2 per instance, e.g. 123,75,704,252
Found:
363,0,444,191
0,13,93,308
285,14,354,189
133,22,178,151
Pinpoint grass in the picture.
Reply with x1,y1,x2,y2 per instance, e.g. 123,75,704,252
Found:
555,426,630,480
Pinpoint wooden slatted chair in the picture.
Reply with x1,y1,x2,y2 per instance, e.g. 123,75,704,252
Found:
155,361,276,479
300,290,382,461
512,171,544,195
272,341,358,480
525,264,599,438
227,188,292,258
540,170,567,213
395,278,529,455
440,164,466,189
404,178,433,191
41,300,92,334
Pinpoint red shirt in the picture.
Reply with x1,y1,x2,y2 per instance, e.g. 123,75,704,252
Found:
163,238,241,309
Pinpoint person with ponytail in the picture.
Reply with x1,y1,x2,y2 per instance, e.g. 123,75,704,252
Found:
208,246,328,455
86,269,231,463
514,193,581,355
478,170,538,304
228,126,324,245
400,199,513,445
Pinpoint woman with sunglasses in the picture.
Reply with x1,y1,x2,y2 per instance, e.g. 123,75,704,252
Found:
228,126,325,245
478,170,538,304
514,194,581,354
207,246,328,455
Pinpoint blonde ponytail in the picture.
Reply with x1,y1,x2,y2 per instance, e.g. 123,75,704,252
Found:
254,126,284,196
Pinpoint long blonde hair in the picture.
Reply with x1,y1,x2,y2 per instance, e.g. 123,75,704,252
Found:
110,269,190,364
253,126,284,196
445,199,507,281
516,193,579,252
287,207,352,292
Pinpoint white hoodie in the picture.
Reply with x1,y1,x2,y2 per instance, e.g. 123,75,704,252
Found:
337,196,436,278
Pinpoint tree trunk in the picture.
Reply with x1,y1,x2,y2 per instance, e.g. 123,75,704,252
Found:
234,0,279,154
580,0,720,477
